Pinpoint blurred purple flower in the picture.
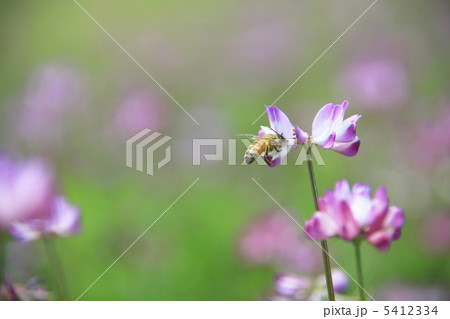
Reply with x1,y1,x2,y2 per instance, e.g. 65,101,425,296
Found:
305,180,405,251
340,56,409,109
422,213,450,253
274,273,311,297
0,277,49,301
274,268,349,300
412,106,450,169
376,282,450,301
113,90,166,136
294,101,361,156
238,213,321,272
330,269,349,294
0,156,55,229
9,196,81,243
257,105,298,167
18,63,84,144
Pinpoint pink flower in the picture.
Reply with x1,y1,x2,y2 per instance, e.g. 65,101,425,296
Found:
304,180,405,251
341,57,409,110
9,196,81,243
113,90,166,136
0,156,55,229
274,273,311,297
329,269,349,294
421,213,450,253
238,213,321,272
376,282,450,301
274,268,349,299
296,101,361,156
412,106,450,169
18,63,84,145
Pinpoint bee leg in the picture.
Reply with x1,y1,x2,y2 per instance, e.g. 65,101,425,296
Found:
264,149,273,165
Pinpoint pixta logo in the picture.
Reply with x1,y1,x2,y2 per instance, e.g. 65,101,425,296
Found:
126,129,172,176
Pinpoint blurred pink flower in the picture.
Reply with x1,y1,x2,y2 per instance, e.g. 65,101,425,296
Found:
18,63,84,144
340,56,409,109
238,213,321,273
274,273,311,297
0,277,49,301
413,106,450,169
422,213,450,253
9,196,80,243
113,90,166,136
305,180,405,252
274,268,349,300
376,282,450,301
0,156,55,229
323,269,349,294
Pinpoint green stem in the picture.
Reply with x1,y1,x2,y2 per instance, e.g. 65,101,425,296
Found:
354,239,366,301
0,232,6,288
43,237,69,300
306,145,335,301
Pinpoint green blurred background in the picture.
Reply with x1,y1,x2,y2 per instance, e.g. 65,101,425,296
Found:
1,0,449,300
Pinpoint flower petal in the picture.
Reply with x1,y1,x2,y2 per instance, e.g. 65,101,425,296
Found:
366,231,392,252
349,183,374,227
334,180,351,201
330,104,344,127
47,197,81,237
274,274,311,297
331,269,349,293
336,201,360,240
384,206,405,229
314,131,336,149
264,155,282,167
335,114,361,143
294,126,309,144
340,100,349,114
370,186,389,222
305,212,339,240
312,103,335,138
332,137,361,156
265,105,294,139
9,222,41,243
259,125,274,136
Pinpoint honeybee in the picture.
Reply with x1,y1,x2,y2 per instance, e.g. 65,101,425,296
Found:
243,129,287,165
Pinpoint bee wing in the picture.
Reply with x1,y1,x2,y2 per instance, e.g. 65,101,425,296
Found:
236,134,263,141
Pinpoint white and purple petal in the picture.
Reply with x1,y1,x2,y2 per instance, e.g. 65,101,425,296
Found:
274,274,311,297
294,126,309,144
265,105,294,139
259,125,274,137
313,130,336,149
9,221,42,243
305,212,339,240
312,103,335,138
331,137,361,156
47,197,81,237
335,115,361,143
331,268,349,293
